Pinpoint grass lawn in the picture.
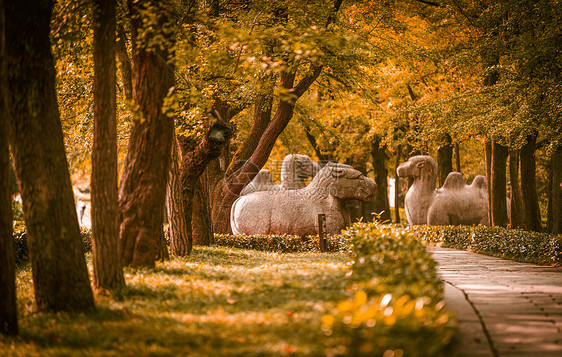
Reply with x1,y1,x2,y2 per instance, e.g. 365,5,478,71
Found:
1,247,350,356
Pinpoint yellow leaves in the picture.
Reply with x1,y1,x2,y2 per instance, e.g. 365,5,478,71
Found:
355,290,368,306
337,301,354,313
322,222,456,355
321,314,335,328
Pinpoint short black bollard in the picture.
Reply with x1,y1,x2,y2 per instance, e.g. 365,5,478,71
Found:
318,213,327,252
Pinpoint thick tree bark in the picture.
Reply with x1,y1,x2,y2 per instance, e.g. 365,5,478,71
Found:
547,145,562,234
192,178,213,245
454,142,461,173
92,0,124,290
155,220,169,261
490,142,509,227
166,138,191,256
520,134,542,232
0,0,18,334
437,133,453,186
485,140,492,225
508,148,525,229
119,0,176,267
371,137,391,222
394,145,401,224
6,0,94,312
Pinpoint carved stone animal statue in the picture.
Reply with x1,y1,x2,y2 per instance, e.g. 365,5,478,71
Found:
73,186,91,228
231,162,377,235
280,154,321,189
240,169,275,196
397,155,489,226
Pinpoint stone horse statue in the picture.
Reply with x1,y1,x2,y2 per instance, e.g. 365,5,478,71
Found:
397,155,489,225
231,162,377,235
280,154,321,189
240,169,275,196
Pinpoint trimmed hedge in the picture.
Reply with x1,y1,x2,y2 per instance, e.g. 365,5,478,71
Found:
406,225,562,266
13,223,92,265
322,223,455,356
213,233,350,253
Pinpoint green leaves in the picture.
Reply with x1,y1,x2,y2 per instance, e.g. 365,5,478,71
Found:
214,233,350,253
408,224,562,266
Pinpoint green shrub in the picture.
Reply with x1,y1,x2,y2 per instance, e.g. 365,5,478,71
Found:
214,233,350,253
322,223,455,356
406,225,562,265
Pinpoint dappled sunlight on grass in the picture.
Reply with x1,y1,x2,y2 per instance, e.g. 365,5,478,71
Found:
1,246,349,356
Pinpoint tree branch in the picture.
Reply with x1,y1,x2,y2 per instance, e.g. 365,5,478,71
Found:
413,0,442,7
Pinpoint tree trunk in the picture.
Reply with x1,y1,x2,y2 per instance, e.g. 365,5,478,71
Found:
155,220,169,261
116,24,133,103
211,86,275,234
193,147,229,242
192,178,213,245
0,0,18,334
490,142,509,227
166,137,191,256
371,137,390,222
454,142,461,173
508,148,525,229
5,0,94,312
91,0,124,290
394,145,401,224
119,0,176,267
177,121,232,249
520,134,542,232
437,133,453,187
225,83,274,177
547,145,562,234
485,140,492,225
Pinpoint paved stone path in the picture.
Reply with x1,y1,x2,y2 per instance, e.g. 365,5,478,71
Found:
430,247,562,357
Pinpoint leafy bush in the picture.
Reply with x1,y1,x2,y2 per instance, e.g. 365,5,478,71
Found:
13,224,92,265
407,225,562,265
322,223,455,356
214,233,350,253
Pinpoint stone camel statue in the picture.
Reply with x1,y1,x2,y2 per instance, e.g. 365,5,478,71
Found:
397,155,489,226
231,162,377,235
240,169,275,196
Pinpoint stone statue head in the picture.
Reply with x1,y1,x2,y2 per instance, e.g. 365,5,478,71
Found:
397,155,438,185
309,162,376,201
255,169,273,185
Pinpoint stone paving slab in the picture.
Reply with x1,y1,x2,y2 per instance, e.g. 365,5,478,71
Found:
430,247,562,357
